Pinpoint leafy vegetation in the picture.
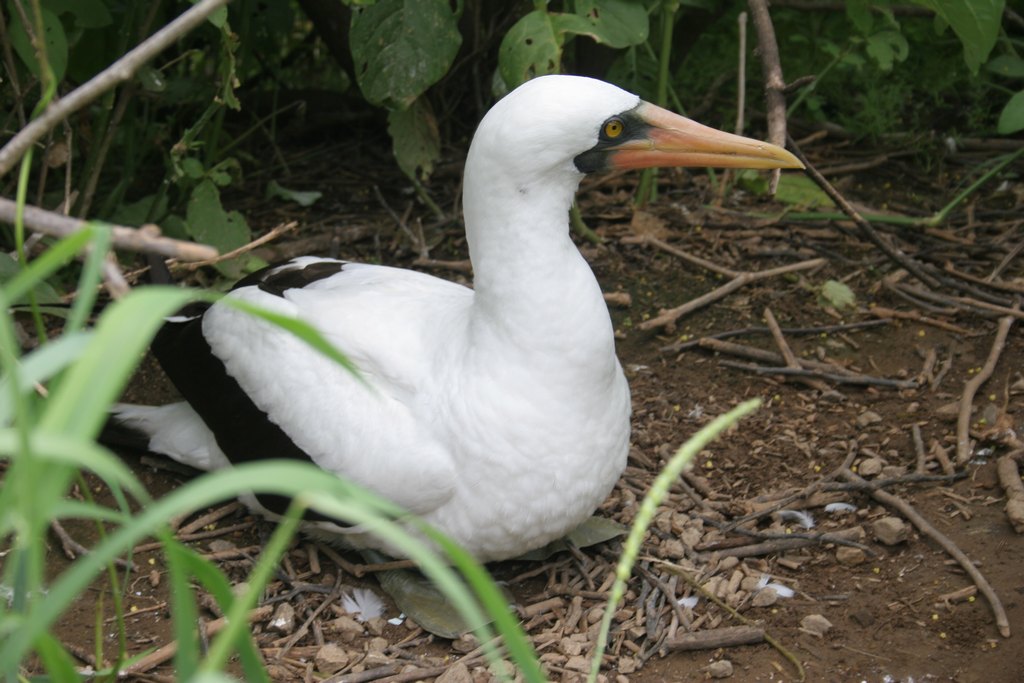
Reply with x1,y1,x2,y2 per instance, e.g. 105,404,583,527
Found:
0,0,1020,679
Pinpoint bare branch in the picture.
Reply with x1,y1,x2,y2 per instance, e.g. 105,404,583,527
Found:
0,197,218,261
0,0,232,179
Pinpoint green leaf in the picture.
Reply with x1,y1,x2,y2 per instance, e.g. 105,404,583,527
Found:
8,4,69,82
350,0,462,109
387,98,441,180
773,174,836,208
845,0,874,33
997,90,1024,135
185,180,252,277
913,0,1002,73
499,10,560,90
0,253,61,305
819,280,857,310
865,29,909,71
266,180,323,207
571,0,649,48
44,0,112,28
987,54,1024,79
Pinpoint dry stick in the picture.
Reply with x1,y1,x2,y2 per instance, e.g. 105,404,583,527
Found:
171,221,298,272
997,451,1024,533
746,0,790,194
867,305,972,336
718,360,917,389
763,306,832,392
664,318,890,353
698,337,858,376
838,467,1010,638
665,625,765,652
118,604,275,675
912,424,927,474
0,197,217,260
623,234,737,277
655,559,804,680
0,0,232,179
176,501,244,536
638,255,827,331
956,312,1018,465
699,526,867,559
784,135,942,290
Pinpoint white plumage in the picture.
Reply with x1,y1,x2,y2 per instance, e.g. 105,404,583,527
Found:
116,75,801,562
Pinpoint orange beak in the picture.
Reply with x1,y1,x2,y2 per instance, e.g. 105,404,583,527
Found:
609,102,804,171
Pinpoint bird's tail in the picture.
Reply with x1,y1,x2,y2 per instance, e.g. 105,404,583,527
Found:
106,402,229,472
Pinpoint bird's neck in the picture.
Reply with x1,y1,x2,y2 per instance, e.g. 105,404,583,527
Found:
462,154,613,354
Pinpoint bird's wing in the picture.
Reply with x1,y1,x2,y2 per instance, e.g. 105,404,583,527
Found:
159,258,471,515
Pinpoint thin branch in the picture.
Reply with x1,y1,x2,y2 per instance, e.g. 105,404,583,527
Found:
0,0,232,179
838,467,1010,638
785,134,941,289
171,221,297,272
746,0,789,193
0,197,218,261
956,312,1017,465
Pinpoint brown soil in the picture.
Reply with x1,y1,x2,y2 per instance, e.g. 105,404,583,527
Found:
36,138,1024,682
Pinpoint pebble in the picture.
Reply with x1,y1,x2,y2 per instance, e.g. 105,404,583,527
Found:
872,516,909,545
751,588,778,607
208,539,236,553
836,546,867,566
327,615,364,640
706,659,734,678
435,662,472,683
800,613,833,637
267,602,295,634
857,457,884,477
856,410,883,427
314,644,349,674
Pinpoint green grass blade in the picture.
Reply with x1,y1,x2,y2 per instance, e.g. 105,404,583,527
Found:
164,539,201,679
64,223,113,334
587,399,762,683
0,226,97,307
40,286,195,438
0,331,92,423
33,633,82,682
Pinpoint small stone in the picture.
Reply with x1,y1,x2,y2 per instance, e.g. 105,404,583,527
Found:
314,644,349,675
559,637,583,656
856,410,883,427
836,546,866,566
565,655,590,672
148,570,160,588
857,457,884,477
872,516,909,545
849,610,875,627
328,615,364,639
267,602,295,634
366,616,387,636
367,636,389,653
617,656,637,674
706,659,734,678
435,662,473,683
881,465,906,478
751,588,778,607
800,613,833,637
679,526,703,547
659,538,686,559
208,539,236,553
452,633,478,653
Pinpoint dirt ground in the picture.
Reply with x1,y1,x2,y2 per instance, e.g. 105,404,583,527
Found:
39,133,1024,682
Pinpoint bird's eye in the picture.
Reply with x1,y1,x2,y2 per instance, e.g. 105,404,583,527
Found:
603,118,624,139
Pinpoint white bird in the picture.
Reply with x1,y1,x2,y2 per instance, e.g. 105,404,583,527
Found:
115,75,802,562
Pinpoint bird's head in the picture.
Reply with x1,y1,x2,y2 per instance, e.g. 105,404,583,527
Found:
469,75,803,182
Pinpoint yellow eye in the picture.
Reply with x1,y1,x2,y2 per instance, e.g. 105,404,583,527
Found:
604,118,624,138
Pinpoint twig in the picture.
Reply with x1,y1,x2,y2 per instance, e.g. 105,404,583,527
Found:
746,0,791,194
0,0,233,179
997,452,1024,533
956,312,1017,465
177,501,244,536
838,467,1010,638
0,197,218,261
867,305,971,336
785,135,941,289
638,256,826,330
117,604,275,676
50,520,135,570
718,360,917,389
662,318,890,353
912,424,926,474
665,624,765,651
171,221,298,272
698,526,867,559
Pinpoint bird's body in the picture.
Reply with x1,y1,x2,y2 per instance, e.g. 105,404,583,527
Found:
116,75,801,562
